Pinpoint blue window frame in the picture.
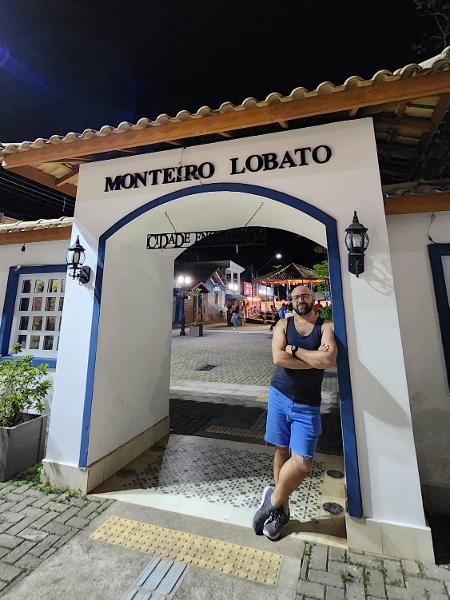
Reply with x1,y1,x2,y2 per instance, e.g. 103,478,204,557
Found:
428,244,450,387
0,265,66,368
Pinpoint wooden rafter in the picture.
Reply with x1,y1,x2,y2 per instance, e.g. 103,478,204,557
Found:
56,168,79,187
2,71,450,169
410,92,450,178
384,191,450,214
0,227,72,245
8,166,77,197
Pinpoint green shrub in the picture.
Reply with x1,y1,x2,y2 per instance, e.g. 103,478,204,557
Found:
0,344,52,428
319,304,333,321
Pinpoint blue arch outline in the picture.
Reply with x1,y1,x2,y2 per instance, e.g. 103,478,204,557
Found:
79,182,363,518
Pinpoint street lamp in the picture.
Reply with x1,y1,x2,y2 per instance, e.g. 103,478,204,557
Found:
345,212,369,277
252,252,282,303
177,275,192,336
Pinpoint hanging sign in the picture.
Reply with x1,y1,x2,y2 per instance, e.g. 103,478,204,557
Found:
146,228,267,250
243,282,253,296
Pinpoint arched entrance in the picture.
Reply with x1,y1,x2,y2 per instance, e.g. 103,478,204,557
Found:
78,182,362,517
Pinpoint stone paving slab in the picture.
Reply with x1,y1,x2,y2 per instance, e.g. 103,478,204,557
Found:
0,479,113,597
0,487,449,599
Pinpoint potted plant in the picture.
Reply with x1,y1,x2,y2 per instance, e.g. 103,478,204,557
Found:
0,343,51,482
189,288,204,337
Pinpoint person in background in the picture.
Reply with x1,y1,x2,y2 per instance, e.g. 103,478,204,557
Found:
278,303,287,319
226,303,233,326
231,307,240,329
270,306,280,331
223,304,229,324
239,303,246,326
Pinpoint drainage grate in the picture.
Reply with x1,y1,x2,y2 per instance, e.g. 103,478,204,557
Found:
323,502,344,515
196,363,217,372
117,468,138,478
122,556,188,600
326,469,344,479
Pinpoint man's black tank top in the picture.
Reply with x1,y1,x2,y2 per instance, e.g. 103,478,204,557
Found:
270,316,325,406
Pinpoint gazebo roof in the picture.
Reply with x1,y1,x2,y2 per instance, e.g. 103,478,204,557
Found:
255,263,321,283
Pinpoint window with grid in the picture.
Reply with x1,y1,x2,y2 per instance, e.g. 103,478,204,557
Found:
9,273,65,357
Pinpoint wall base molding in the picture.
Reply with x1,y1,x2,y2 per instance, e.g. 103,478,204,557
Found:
346,515,435,563
42,417,170,494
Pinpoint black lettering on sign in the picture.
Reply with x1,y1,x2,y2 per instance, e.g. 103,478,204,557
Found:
230,157,245,175
312,145,332,164
279,150,297,169
162,167,176,184
294,147,311,166
121,173,135,189
245,154,264,173
198,162,215,179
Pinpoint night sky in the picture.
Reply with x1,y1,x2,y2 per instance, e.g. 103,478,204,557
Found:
0,1,439,268
0,1,434,141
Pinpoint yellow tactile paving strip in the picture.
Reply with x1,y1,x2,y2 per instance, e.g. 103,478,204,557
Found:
206,425,264,439
91,516,282,585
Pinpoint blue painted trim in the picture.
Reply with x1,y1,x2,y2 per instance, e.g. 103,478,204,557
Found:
79,182,363,518
0,355,57,368
428,244,450,387
0,264,66,356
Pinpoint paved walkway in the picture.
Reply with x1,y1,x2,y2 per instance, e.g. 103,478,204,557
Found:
1,493,449,599
170,326,275,387
0,476,113,597
170,326,339,411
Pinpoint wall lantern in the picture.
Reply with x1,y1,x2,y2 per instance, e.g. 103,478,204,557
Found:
66,236,91,285
345,212,369,277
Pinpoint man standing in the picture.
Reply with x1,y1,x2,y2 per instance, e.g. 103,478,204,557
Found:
252,286,337,540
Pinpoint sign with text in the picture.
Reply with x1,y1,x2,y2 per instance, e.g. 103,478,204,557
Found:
146,228,267,250
106,144,333,192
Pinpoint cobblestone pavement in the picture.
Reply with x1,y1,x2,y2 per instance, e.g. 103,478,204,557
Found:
170,327,275,386
0,480,113,596
297,543,450,600
0,475,449,597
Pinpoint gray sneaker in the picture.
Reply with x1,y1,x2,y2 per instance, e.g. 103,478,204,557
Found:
252,486,274,534
262,505,290,540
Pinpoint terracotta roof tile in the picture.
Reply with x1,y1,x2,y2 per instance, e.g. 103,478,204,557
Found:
1,47,449,158
0,216,73,234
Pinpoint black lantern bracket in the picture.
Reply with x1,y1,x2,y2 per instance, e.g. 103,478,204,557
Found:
345,211,369,278
66,235,92,285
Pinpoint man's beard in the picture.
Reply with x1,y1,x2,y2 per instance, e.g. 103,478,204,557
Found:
294,302,314,316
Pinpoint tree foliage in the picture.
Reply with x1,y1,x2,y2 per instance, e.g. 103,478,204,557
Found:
0,344,51,428
313,259,329,280
412,0,450,56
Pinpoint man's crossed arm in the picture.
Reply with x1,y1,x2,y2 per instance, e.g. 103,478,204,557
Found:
272,320,337,370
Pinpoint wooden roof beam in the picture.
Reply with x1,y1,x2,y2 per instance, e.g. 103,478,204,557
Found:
3,71,450,169
410,92,450,178
56,168,79,187
7,166,77,197
0,227,72,246
384,191,450,214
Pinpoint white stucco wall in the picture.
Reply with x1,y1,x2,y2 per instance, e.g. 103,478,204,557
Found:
387,211,450,503
44,118,427,533
0,239,68,412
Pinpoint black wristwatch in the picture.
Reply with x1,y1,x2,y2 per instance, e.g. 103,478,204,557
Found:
291,345,299,357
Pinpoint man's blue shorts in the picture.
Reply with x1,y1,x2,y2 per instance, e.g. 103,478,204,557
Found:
265,386,322,458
